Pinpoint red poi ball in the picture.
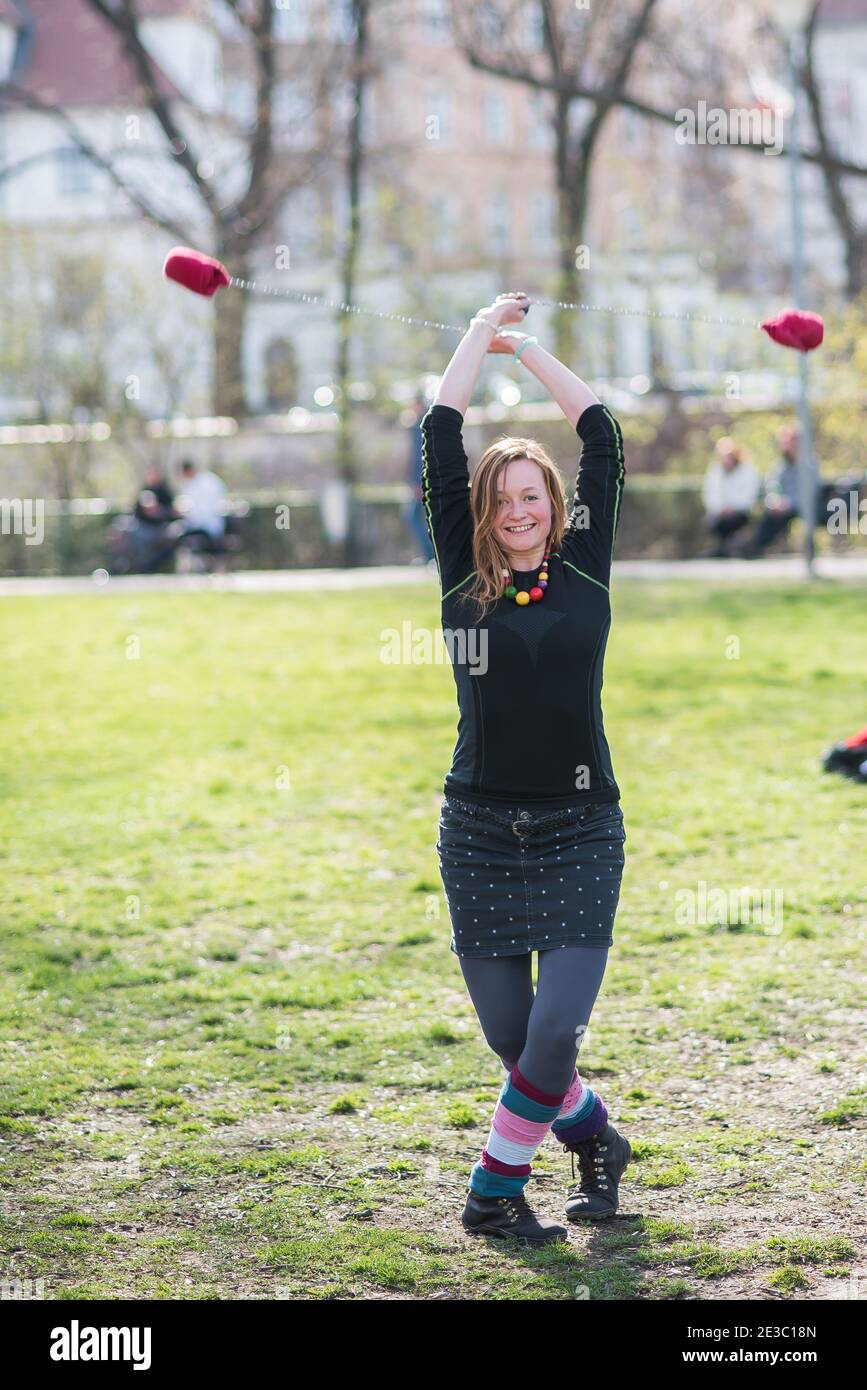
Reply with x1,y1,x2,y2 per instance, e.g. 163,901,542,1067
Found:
162,246,231,297
761,309,824,353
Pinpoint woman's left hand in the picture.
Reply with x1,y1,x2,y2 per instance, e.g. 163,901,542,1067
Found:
488,331,527,355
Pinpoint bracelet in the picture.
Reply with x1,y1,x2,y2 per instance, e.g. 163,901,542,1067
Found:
513,335,538,363
470,314,499,332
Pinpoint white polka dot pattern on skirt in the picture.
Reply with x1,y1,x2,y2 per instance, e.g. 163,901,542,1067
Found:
436,798,625,957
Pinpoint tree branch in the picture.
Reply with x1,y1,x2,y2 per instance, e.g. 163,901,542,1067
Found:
232,0,276,239
0,83,191,240
801,0,864,293
458,35,867,181
578,0,659,160
86,0,226,224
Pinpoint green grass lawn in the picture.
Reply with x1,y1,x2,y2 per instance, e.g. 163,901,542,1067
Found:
0,579,865,1301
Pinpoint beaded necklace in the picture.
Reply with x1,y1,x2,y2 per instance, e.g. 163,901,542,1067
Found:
502,544,551,605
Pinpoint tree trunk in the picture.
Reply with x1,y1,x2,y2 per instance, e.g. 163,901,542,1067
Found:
843,233,867,299
213,242,249,418
554,172,588,366
552,94,592,366
803,3,866,300
334,0,370,566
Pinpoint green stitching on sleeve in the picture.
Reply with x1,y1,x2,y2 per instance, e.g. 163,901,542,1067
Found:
443,570,477,600
561,558,609,593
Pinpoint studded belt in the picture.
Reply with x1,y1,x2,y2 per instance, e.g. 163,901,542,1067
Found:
442,794,605,838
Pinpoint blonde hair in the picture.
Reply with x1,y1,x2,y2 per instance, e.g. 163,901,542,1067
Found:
458,436,568,622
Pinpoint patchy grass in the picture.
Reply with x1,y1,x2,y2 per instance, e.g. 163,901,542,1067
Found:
0,580,865,1300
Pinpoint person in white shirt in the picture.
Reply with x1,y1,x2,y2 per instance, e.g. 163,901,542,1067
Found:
701,437,760,557
140,459,229,572
177,459,227,540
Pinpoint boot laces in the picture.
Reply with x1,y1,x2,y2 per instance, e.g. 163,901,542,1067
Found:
567,1134,610,1192
498,1193,532,1225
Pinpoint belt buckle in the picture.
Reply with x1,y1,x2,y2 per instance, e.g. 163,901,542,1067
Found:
512,810,532,837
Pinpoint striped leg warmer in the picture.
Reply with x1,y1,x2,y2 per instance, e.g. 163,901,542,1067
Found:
469,1062,569,1198
550,1066,608,1145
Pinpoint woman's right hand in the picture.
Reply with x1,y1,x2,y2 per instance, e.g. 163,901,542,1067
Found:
479,291,531,327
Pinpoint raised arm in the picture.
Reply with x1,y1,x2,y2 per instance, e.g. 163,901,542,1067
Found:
508,339,599,430
421,293,530,594
433,292,531,415
491,324,625,587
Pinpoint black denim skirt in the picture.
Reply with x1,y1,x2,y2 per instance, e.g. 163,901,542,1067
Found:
436,795,626,958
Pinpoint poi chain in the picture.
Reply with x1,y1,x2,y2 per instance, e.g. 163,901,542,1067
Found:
163,247,825,353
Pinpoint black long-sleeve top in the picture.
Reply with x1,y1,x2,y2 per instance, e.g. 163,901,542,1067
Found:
420,400,626,809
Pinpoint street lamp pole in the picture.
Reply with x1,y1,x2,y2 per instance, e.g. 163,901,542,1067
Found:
786,31,817,575
768,0,818,576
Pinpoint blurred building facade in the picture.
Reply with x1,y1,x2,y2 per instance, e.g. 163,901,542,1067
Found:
0,0,865,423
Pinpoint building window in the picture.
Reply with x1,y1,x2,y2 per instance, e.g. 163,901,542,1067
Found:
209,1,245,39
567,95,593,140
531,190,557,250
430,193,457,255
264,337,299,410
624,202,643,245
477,1,504,44
421,0,451,43
361,85,376,144
622,106,645,150
821,70,856,160
55,256,102,327
329,0,355,42
524,2,545,51
328,179,350,252
56,147,96,196
273,79,313,148
526,89,554,150
281,185,321,259
424,88,450,144
332,77,355,131
484,90,510,144
273,0,311,42
487,190,510,253
223,78,257,129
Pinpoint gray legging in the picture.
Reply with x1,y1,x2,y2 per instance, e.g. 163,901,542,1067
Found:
458,946,609,1095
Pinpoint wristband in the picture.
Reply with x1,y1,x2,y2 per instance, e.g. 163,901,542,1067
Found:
470,314,499,332
513,335,538,363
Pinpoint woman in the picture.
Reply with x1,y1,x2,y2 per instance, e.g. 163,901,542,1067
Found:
421,291,631,1245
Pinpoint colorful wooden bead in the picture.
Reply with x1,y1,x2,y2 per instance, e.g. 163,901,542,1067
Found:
502,545,552,607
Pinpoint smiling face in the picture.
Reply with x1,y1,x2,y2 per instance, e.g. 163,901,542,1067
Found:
493,457,552,565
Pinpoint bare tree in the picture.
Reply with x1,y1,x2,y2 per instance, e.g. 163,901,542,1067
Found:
802,0,866,299
318,0,372,565
335,1,370,489
1,0,340,415
452,0,661,359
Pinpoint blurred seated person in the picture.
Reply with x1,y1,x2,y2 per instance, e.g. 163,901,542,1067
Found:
134,463,177,529
176,458,227,549
142,459,227,571
741,425,813,558
700,437,760,557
